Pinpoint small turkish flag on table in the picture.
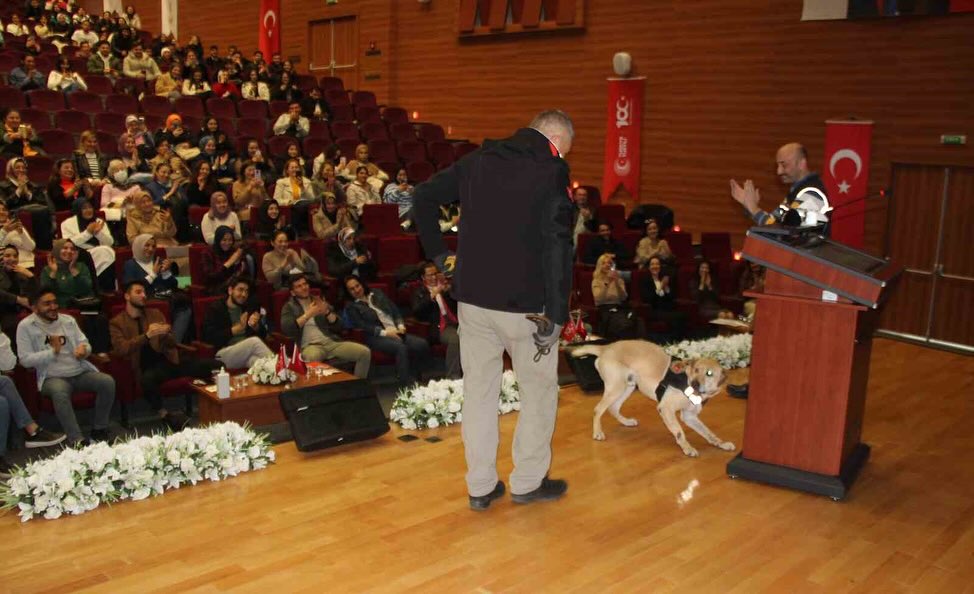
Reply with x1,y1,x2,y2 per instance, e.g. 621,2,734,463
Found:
823,120,873,248
259,0,281,58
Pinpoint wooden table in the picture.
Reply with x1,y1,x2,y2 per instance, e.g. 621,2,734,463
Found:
194,367,358,426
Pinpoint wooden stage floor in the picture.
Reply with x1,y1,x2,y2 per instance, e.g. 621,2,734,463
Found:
1,339,972,593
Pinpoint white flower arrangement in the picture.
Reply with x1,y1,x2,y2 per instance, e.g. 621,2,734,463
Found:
0,422,275,522
664,333,752,369
248,355,296,385
390,370,521,430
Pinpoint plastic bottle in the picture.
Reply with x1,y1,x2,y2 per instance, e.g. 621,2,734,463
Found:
216,367,231,399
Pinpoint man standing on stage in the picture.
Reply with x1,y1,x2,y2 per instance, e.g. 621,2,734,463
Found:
729,142,831,235
413,111,576,511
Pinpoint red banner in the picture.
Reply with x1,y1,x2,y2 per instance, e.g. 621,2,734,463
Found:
823,120,872,248
259,0,281,58
602,78,644,202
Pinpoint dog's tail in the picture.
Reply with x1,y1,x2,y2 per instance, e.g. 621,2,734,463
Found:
570,344,606,359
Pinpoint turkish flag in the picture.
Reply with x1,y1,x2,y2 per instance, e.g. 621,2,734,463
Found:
823,120,873,248
259,0,281,58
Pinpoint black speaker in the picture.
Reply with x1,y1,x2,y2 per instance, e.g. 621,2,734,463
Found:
278,379,390,452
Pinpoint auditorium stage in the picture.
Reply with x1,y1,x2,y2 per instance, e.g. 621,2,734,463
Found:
1,339,972,593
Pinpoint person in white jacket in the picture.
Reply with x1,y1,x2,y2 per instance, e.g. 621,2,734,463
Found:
48,57,88,94
0,202,36,269
60,197,116,283
272,102,310,138
273,159,315,206
241,69,270,101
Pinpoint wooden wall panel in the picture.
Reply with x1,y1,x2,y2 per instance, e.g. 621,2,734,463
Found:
155,0,974,254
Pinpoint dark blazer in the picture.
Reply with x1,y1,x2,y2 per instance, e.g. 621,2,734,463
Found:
202,297,267,351
413,127,574,325
109,307,180,373
411,283,458,342
582,236,627,266
300,97,331,120
344,289,404,338
73,151,110,182
0,180,51,212
121,259,180,294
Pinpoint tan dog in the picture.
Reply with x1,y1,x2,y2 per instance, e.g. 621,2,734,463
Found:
571,340,735,457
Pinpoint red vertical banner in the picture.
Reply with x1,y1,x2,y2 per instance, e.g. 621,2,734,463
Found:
259,0,281,58
602,77,644,202
823,120,873,248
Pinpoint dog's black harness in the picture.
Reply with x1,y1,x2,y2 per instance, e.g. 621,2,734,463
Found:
655,367,689,402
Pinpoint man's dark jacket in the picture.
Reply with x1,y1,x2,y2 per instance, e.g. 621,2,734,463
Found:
412,128,574,325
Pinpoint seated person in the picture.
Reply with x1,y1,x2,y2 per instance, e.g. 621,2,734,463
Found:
16,288,115,445
197,136,235,184
200,118,235,156
100,159,143,219
738,261,765,321
345,165,382,218
211,69,241,100
300,87,330,120
311,162,348,205
341,143,388,193
231,161,270,227
638,256,687,341
592,253,644,340
47,159,95,212
73,131,109,187
7,56,46,92
185,160,221,208
272,142,307,180
39,240,97,308
122,43,161,80
272,158,315,235
181,68,211,100
0,202,36,270
383,167,415,229
154,63,184,100
572,186,597,246
202,277,274,369
0,330,66,477
240,139,274,180
1,109,44,158
0,157,53,250
279,274,371,379
634,218,674,269
124,115,157,161
47,57,88,94
201,191,242,245
109,280,220,430
59,197,116,293
261,230,322,290
343,274,430,386
126,191,180,248
272,102,310,139
688,260,724,322
312,193,357,240
201,226,256,296
583,222,628,267
154,114,194,150
253,199,293,242
327,228,376,281
411,261,461,380
87,40,121,79
0,245,38,341
123,234,191,343
240,68,270,101
270,72,302,103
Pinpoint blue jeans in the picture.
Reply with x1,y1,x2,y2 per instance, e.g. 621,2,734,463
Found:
40,371,115,443
0,375,35,457
366,333,430,385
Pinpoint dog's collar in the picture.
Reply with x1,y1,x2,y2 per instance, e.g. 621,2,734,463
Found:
683,386,703,406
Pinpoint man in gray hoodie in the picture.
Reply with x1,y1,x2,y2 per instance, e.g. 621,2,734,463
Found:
16,289,115,445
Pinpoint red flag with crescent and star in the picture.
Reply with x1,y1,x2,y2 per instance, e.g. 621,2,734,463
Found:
823,120,872,248
259,0,281,58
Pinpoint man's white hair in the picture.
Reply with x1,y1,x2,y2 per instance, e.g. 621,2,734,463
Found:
530,110,574,140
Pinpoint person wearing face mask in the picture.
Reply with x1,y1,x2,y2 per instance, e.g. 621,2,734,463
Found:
101,159,142,217
201,225,255,296
312,193,357,240
383,167,415,229
60,197,117,294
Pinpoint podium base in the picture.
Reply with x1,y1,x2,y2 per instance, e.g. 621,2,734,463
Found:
726,443,870,501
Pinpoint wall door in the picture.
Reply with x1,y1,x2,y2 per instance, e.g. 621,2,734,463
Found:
880,164,974,353
308,16,358,86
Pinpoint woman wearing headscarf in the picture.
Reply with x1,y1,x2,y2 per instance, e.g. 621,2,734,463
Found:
0,158,54,250
60,197,116,293
312,192,357,240
252,199,292,242
343,274,430,387
261,229,322,290
197,134,235,183
326,227,376,281
201,225,255,296
154,113,194,150
123,233,192,343
40,238,111,351
201,191,241,245
126,191,179,248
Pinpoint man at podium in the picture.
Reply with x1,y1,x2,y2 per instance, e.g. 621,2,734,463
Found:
729,142,831,237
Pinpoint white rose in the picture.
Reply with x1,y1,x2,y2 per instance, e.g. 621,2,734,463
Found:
427,418,440,429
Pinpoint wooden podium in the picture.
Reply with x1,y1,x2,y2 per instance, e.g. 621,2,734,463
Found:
726,227,901,500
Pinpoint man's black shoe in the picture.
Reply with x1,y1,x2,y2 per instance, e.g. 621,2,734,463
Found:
469,480,505,511
89,429,111,444
511,477,568,504
727,384,749,399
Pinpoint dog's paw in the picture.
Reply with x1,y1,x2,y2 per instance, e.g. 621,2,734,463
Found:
718,441,736,451
593,430,606,441
682,446,699,457
620,417,639,427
